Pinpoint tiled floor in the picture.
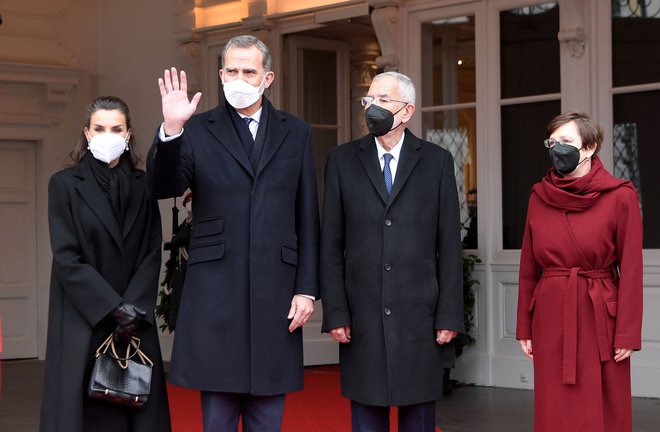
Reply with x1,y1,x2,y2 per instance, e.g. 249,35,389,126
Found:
1,359,659,431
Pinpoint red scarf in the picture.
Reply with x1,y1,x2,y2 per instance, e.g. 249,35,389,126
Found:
532,157,634,212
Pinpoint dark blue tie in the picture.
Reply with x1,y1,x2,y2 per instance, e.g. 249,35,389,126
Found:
383,153,393,195
243,117,254,141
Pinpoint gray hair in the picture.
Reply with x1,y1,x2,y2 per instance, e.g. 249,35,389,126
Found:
221,35,272,72
373,71,416,104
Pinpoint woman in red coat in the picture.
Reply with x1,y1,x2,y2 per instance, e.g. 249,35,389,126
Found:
516,112,643,432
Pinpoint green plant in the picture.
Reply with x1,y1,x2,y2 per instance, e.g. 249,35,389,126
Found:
461,252,481,346
155,285,173,333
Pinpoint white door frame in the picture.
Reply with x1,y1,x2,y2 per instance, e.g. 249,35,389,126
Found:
0,140,37,359
284,34,351,365
404,0,660,397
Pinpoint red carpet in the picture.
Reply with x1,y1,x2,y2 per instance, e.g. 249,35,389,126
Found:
168,365,442,431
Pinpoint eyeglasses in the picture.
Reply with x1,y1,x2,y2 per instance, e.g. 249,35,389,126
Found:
543,138,582,149
360,96,409,107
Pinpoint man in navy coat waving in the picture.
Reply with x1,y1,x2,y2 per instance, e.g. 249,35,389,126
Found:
148,35,319,432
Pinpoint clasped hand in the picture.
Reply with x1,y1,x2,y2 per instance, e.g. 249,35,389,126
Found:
111,302,149,344
519,339,633,362
329,327,457,345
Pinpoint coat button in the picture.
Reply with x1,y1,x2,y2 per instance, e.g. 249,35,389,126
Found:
384,308,391,316
385,219,392,227
384,264,391,271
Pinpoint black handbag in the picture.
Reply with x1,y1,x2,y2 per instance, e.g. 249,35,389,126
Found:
87,333,153,409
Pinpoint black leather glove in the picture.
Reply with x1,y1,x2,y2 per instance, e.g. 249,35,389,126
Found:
111,302,149,343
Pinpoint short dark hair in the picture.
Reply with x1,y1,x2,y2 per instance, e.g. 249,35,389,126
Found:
546,112,603,155
221,35,272,72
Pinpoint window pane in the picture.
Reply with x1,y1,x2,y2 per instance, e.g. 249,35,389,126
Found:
303,49,337,124
421,16,475,107
501,101,560,250
423,109,478,249
612,0,660,87
500,3,560,99
613,91,660,248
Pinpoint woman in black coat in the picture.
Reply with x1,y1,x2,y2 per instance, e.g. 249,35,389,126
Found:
39,96,171,432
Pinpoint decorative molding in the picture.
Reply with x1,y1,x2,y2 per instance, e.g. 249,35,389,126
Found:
349,48,379,138
246,0,267,18
559,0,586,59
0,62,81,83
367,0,403,7
45,83,72,105
0,62,82,110
500,281,518,339
0,9,76,66
371,6,400,72
558,27,586,59
180,40,203,96
254,27,273,46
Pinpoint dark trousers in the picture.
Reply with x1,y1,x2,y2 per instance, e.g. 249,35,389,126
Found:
350,399,436,432
200,391,285,432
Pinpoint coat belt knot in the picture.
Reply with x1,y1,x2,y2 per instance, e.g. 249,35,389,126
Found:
541,267,615,385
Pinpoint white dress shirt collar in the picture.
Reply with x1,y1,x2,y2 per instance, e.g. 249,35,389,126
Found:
238,107,262,140
375,133,405,182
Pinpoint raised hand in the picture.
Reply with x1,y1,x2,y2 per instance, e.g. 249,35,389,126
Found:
158,67,202,136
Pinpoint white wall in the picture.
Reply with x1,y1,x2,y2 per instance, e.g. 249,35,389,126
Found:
0,0,183,358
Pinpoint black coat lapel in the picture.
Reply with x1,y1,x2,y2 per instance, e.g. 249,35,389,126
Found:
358,136,389,205
387,129,421,209
74,163,124,251
249,99,269,170
256,98,288,176
207,104,254,176
122,170,146,238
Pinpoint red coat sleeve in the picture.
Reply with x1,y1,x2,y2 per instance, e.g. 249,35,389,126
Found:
517,195,541,340
613,187,643,350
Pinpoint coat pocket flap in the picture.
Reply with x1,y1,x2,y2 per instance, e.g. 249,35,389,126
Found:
188,241,225,265
193,217,224,237
281,245,298,266
605,299,617,317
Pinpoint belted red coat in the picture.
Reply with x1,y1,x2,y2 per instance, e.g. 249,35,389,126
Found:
516,157,643,432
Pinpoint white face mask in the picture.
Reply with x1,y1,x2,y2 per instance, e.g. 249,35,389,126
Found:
87,133,129,164
222,75,267,109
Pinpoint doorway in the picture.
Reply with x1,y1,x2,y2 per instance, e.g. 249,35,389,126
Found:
0,140,38,359
283,34,351,365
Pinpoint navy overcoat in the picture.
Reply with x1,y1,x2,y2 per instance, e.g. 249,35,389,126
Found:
147,98,319,395
320,130,464,406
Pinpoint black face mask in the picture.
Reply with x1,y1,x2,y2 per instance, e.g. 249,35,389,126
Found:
365,104,406,137
548,142,582,174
